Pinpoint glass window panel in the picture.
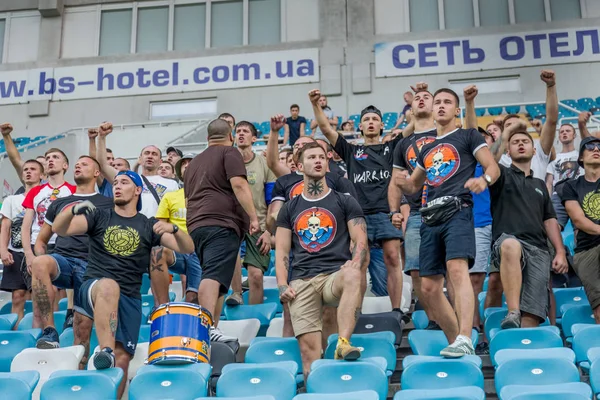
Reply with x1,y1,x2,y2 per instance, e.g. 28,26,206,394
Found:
174,4,206,51
99,9,132,56
514,0,545,24
444,0,474,30
478,0,509,27
410,0,439,32
550,0,581,21
249,0,280,45
0,20,5,63
211,0,243,48
137,7,168,53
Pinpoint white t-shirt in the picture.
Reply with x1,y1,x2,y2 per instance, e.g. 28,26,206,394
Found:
0,194,26,252
140,175,179,218
546,150,583,189
499,140,551,180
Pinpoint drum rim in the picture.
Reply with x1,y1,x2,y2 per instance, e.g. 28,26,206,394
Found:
149,302,212,318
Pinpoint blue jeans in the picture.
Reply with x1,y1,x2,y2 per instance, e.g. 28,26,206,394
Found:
50,254,87,308
169,253,202,293
368,246,388,297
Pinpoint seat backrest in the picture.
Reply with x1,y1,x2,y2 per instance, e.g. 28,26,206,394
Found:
59,328,98,356
224,304,277,325
245,338,302,367
323,337,396,373
411,310,429,330
408,330,450,356
490,328,563,365
129,369,207,400
306,362,388,400
361,296,393,314
554,287,588,316
41,369,123,400
0,331,37,372
18,311,67,335
294,390,379,400
494,348,576,367
401,360,484,390
354,312,403,347
0,371,40,399
217,364,296,400
562,304,595,338
218,319,261,348
266,318,284,337
495,358,580,393
242,289,282,313
510,393,590,400
572,325,600,363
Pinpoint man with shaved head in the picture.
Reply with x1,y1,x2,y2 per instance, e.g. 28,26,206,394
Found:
185,118,260,342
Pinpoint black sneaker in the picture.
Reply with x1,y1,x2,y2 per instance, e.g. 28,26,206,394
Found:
475,342,489,355
36,327,60,349
63,309,74,331
425,321,442,330
93,347,116,370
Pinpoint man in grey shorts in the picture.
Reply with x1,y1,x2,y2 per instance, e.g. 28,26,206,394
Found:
488,121,568,328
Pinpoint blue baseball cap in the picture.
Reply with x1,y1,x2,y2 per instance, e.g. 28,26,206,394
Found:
115,170,143,212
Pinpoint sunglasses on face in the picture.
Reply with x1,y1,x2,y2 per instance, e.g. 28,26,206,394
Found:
584,142,600,152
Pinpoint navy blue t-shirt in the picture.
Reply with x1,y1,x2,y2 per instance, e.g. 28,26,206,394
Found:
286,116,307,146
416,128,486,206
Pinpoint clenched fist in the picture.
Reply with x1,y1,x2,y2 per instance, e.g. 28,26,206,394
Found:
99,122,113,137
0,123,13,137
411,82,429,93
270,114,286,132
540,70,556,87
463,85,478,102
88,128,98,139
308,89,321,105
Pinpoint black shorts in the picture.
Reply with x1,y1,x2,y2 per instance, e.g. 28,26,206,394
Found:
191,226,242,296
419,207,476,277
0,250,26,292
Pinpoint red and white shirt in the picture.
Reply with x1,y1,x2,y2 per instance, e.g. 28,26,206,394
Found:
22,182,76,245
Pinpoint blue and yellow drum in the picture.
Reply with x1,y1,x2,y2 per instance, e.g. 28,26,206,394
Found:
147,302,212,365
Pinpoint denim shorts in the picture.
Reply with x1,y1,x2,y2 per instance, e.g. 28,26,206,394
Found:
169,252,202,293
419,207,476,277
471,225,492,274
50,254,87,308
403,213,421,274
76,278,142,356
365,212,403,245
368,247,387,297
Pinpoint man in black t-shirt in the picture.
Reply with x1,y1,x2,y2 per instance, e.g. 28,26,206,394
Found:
395,88,500,357
561,136,600,323
489,122,567,329
32,156,113,357
284,104,307,147
51,170,194,398
309,89,404,314
276,143,368,380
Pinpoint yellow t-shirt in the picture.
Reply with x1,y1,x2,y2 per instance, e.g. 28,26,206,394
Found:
156,188,188,233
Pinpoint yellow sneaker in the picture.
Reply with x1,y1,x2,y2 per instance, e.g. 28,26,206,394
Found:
334,337,361,361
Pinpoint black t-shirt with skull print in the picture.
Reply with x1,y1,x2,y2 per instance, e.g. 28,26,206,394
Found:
415,128,487,207
276,189,364,281
333,133,402,214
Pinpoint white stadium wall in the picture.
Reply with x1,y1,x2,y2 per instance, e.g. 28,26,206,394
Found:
0,0,598,138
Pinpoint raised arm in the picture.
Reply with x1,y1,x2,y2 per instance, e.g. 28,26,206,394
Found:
539,70,558,155
52,202,94,237
578,111,597,139
87,128,104,187
401,115,415,138
490,120,523,162
282,124,290,147
230,176,259,234
97,123,118,182
154,221,195,254
0,123,25,184
464,85,479,130
308,89,340,146
266,115,291,178
545,173,554,195
347,216,369,270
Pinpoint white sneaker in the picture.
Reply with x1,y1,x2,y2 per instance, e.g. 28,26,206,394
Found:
440,335,475,358
209,326,238,343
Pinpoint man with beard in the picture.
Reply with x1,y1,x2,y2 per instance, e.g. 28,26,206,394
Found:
31,156,113,357
310,89,404,315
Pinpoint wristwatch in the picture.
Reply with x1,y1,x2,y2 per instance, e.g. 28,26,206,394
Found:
388,211,400,221
172,224,179,234
483,174,492,186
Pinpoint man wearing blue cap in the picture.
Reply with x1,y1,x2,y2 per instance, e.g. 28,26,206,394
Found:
52,169,194,398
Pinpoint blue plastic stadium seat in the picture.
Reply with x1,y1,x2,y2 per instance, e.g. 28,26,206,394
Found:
0,313,17,330
394,387,485,400
505,106,521,114
475,108,486,117
489,327,563,366
402,355,482,370
138,324,150,343
588,357,600,395
141,273,150,295
246,338,302,383
401,359,483,390
0,300,33,315
130,368,208,400
323,333,396,376
562,304,595,341
577,97,595,110
60,327,98,356
554,287,588,316
563,99,578,109
196,397,275,400
259,122,271,136
488,107,503,116
572,325,600,371
41,369,123,400
58,298,69,311
408,329,479,356
295,391,379,400
508,392,590,400
485,309,549,340
496,358,589,400
411,310,429,329
353,312,403,347
0,331,38,372
137,363,212,382
242,289,282,313
18,311,67,334
0,371,40,399
311,357,387,374
494,348,575,367
224,303,277,336
478,291,507,320
217,362,296,400
306,361,388,400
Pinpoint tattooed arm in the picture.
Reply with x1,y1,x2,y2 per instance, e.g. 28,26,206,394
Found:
347,216,369,270
275,226,295,303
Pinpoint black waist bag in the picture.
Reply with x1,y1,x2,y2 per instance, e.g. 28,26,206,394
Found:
420,196,462,226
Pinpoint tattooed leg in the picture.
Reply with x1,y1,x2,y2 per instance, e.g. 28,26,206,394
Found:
149,246,172,305
73,312,93,370
334,263,363,340
31,256,59,329
90,278,120,352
